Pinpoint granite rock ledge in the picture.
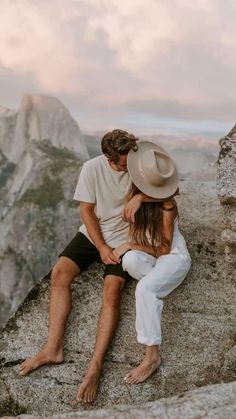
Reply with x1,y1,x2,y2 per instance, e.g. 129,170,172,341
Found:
1,130,236,417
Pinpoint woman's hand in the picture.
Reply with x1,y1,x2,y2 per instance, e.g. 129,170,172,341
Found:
122,194,143,222
113,242,131,258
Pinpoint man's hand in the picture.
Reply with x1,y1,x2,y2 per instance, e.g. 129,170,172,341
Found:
122,194,142,222
99,244,120,265
113,242,131,258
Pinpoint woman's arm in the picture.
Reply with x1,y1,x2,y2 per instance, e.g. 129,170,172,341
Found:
113,241,157,258
153,201,177,256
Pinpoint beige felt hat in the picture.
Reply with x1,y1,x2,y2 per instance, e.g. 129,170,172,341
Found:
127,141,179,199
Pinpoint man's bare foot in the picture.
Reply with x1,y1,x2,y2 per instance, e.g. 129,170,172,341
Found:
124,354,161,384
76,366,101,403
19,347,64,376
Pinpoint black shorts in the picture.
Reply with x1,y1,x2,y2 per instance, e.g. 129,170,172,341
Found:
59,232,131,281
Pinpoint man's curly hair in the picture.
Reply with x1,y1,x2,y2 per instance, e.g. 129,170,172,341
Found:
101,129,139,163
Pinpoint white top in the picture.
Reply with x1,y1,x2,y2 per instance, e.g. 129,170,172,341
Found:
73,155,131,248
169,217,190,257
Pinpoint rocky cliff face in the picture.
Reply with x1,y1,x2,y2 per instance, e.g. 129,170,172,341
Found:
0,95,89,164
0,96,89,330
217,124,236,284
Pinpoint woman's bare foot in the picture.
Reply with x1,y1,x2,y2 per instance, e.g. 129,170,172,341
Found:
76,366,101,403
124,353,161,384
19,347,64,376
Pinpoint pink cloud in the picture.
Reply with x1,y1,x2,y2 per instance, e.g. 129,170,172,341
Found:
0,0,235,121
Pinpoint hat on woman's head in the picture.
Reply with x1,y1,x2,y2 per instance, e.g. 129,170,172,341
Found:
127,141,179,199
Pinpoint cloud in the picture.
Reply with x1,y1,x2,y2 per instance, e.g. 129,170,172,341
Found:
0,0,86,93
124,98,236,121
0,0,235,125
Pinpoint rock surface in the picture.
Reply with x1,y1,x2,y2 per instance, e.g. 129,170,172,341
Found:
1,178,236,416
217,124,236,283
2,381,236,418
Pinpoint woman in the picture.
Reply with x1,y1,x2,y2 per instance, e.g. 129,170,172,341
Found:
113,141,191,384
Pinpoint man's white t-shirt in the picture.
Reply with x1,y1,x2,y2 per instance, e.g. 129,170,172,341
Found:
73,155,131,248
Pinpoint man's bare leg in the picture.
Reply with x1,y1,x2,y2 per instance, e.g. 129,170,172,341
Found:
19,257,80,375
124,345,161,384
77,275,125,403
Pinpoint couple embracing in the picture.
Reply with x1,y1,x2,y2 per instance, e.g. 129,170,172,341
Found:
19,129,191,403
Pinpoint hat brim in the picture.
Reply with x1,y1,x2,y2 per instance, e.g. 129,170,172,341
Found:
127,141,179,199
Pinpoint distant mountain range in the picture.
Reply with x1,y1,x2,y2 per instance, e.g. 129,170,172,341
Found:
83,132,219,181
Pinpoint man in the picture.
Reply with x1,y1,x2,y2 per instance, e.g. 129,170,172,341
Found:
19,129,144,403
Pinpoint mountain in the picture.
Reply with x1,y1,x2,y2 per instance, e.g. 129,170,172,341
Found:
0,95,89,163
0,95,89,329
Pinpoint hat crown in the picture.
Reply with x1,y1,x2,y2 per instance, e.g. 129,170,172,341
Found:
139,149,175,186
127,141,178,199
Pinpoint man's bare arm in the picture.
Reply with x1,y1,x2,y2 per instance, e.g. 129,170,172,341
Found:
122,192,164,222
80,202,120,264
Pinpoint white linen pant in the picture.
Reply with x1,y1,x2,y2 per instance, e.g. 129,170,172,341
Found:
122,250,191,346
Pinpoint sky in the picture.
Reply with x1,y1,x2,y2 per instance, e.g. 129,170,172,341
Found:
0,0,235,137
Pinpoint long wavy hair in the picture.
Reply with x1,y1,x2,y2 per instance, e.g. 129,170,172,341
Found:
126,183,179,252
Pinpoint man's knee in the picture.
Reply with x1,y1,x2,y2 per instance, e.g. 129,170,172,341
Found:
51,257,80,288
102,275,125,308
51,266,73,288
